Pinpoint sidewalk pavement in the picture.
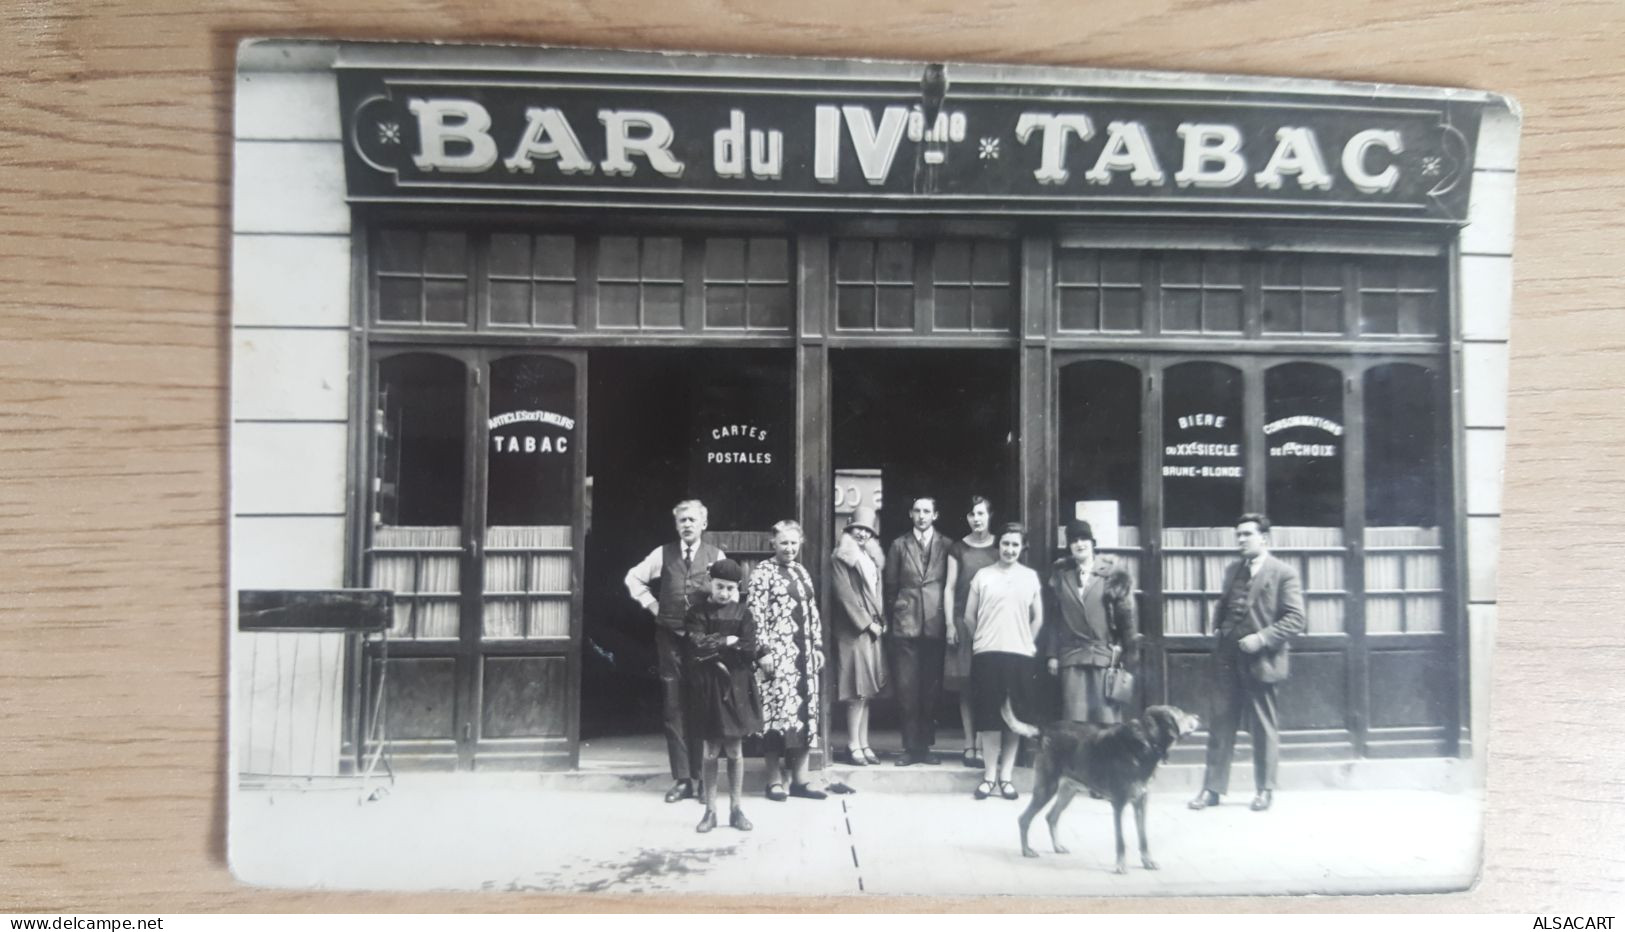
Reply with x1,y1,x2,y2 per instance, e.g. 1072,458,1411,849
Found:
230,778,1481,897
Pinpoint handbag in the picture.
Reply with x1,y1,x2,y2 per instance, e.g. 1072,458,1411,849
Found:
1102,645,1135,706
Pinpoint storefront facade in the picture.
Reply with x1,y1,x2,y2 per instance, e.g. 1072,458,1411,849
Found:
231,41,1517,779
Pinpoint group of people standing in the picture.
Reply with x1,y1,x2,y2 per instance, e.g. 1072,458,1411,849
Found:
829,497,1138,802
626,496,1304,833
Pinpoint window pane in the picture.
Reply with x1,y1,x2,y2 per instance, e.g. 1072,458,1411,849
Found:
643,283,683,328
1162,361,1245,528
489,234,531,277
1365,364,1439,526
705,237,746,281
1265,362,1345,527
1161,361,1244,635
836,240,874,282
972,242,1011,283
490,280,530,325
642,237,683,280
1058,287,1099,332
375,353,466,527
1398,292,1437,336
378,277,421,322
1058,360,1143,529
973,286,1014,332
1399,258,1437,290
1262,290,1302,333
749,285,792,330
534,283,575,327
534,235,576,280
1204,254,1242,286
1163,289,1200,331
747,237,789,281
424,279,467,324
598,236,639,280
1305,291,1343,333
706,284,746,329
487,355,576,527
599,283,639,327
837,285,875,329
1304,257,1341,288
1361,260,1397,291
876,241,913,283
1101,287,1141,331
934,241,971,284
1057,249,1098,285
1162,255,1200,286
934,286,971,330
1361,291,1399,334
377,230,422,273
877,285,914,329
1262,255,1300,288
1101,253,1140,285
1204,289,1243,333
423,232,467,276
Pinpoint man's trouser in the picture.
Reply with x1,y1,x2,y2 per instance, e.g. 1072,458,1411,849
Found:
1200,645,1280,795
656,625,701,781
889,636,945,753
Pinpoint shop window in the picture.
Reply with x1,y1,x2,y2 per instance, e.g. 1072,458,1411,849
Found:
1057,360,1142,579
598,235,683,329
703,237,793,331
835,239,915,331
1359,256,1441,337
374,229,471,326
1262,255,1344,335
1161,361,1244,635
1264,362,1347,633
1056,250,1143,333
1364,363,1443,633
370,353,466,640
1160,252,1243,334
484,355,578,640
933,240,1015,332
488,233,578,328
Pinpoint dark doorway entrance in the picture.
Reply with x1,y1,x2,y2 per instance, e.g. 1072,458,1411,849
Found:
831,349,1018,544
581,348,796,740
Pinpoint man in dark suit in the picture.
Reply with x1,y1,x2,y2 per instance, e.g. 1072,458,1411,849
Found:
1189,513,1305,813
884,496,954,766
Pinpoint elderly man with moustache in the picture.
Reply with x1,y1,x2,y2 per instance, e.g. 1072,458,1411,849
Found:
625,499,726,803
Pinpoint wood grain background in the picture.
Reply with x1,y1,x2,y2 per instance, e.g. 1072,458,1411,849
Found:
3,0,1622,912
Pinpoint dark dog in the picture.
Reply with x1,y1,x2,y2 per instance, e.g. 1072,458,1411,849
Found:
1003,701,1200,873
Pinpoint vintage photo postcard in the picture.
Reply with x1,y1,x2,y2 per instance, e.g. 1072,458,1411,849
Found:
229,38,1518,896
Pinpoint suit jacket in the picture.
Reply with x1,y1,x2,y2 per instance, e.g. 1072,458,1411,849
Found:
1210,553,1306,684
883,530,952,639
1040,555,1139,668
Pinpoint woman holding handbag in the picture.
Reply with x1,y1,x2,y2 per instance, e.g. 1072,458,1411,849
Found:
1041,519,1140,724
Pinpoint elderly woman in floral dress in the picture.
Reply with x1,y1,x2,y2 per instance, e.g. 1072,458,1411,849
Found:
745,519,828,801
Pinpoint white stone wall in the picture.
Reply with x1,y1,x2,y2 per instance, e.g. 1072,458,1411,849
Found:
230,44,351,778
1460,98,1520,781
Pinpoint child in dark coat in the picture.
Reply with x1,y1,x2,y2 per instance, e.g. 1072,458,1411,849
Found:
684,558,763,832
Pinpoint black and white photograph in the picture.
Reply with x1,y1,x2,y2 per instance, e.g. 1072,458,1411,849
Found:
228,37,1519,896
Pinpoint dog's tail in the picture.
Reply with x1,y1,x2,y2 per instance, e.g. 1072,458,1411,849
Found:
1001,699,1040,738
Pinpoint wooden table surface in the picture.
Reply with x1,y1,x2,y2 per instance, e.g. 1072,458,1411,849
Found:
3,0,1622,913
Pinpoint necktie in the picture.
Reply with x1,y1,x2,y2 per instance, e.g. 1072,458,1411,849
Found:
683,545,692,571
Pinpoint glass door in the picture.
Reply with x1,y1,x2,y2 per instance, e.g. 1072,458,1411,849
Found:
365,348,586,770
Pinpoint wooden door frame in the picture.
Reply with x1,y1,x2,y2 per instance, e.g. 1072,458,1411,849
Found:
348,343,587,771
